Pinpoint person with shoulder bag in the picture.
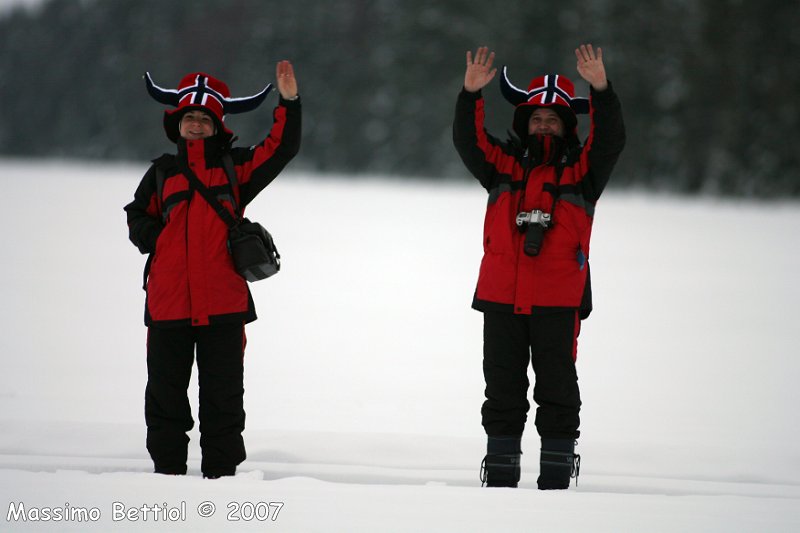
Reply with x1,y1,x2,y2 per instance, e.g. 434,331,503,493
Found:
124,61,301,478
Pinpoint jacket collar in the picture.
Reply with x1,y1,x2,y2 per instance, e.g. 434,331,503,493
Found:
176,136,228,160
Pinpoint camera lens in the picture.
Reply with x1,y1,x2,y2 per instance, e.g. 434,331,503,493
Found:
524,223,545,256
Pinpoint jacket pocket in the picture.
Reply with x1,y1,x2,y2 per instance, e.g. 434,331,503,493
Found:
483,194,516,254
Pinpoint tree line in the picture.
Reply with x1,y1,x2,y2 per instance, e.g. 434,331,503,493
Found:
0,0,797,196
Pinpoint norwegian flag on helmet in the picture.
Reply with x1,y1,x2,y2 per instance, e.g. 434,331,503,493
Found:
178,74,224,108
500,67,589,114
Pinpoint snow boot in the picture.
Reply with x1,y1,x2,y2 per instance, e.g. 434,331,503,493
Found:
202,466,236,479
537,438,580,490
480,436,522,487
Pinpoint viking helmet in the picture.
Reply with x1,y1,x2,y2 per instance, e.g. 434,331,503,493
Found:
145,72,273,143
500,67,588,141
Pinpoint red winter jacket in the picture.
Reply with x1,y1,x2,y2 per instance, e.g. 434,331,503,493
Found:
453,84,624,316
125,97,301,327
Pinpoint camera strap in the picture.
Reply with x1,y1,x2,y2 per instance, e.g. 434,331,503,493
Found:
547,163,566,222
518,152,566,225
516,151,534,220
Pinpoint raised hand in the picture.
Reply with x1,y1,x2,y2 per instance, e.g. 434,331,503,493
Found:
575,44,608,91
276,60,298,99
464,46,497,93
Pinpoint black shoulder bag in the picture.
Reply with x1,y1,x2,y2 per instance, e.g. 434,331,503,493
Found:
180,157,280,282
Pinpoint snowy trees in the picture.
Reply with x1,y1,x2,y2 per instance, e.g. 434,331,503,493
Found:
0,0,796,196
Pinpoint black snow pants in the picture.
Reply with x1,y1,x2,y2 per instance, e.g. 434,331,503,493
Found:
481,310,581,440
145,322,246,477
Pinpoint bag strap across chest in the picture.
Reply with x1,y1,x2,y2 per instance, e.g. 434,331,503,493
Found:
154,152,240,224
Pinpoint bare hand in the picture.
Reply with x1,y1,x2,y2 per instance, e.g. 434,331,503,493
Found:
575,44,607,91
464,47,497,93
276,60,298,99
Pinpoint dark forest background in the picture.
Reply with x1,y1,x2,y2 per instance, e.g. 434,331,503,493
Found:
1,0,797,196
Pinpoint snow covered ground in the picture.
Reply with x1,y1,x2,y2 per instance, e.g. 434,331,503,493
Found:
1,159,799,532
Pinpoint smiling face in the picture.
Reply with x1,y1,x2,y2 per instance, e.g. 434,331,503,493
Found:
528,108,564,138
179,110,216,140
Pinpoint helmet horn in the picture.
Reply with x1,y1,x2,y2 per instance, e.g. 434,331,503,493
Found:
569,96,590,115
222,84,274,114
499,66,530,107
144,72,180,107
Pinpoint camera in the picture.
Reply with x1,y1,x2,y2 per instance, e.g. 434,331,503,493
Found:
516,210,551,256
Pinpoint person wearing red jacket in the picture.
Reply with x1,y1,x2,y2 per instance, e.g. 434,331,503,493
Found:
124,61,301,478
453,45,625,489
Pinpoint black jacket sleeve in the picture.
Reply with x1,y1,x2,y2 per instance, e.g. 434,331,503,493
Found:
583,81,626,202
238,95,302,208
452,88,504,192
123,164,163,255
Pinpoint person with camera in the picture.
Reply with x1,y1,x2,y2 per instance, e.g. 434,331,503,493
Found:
453,44,625,489
124,61,300,479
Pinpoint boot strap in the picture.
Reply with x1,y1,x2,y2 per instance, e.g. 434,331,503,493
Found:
480,453,521,487
541,450,581,485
